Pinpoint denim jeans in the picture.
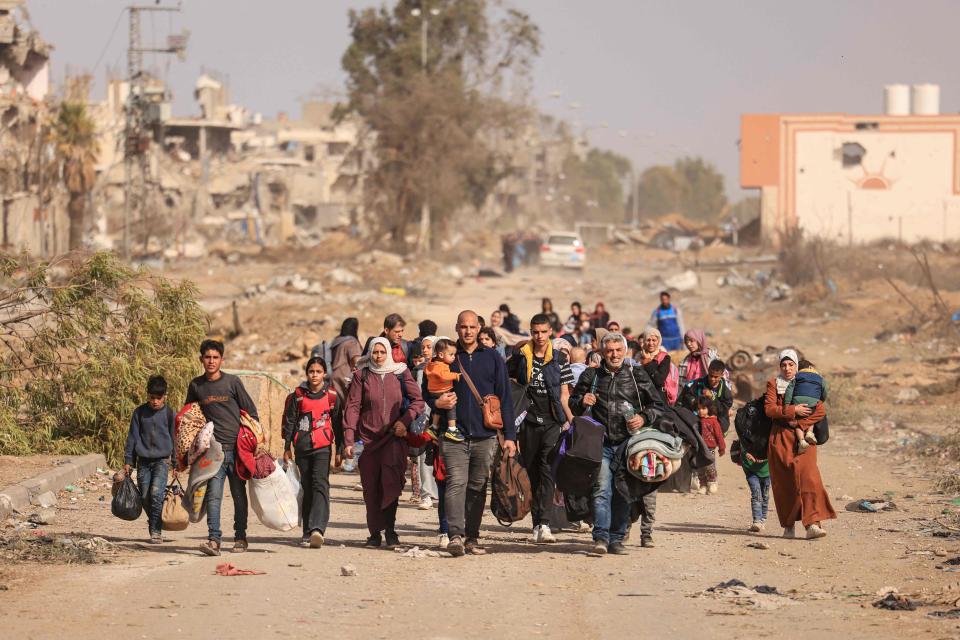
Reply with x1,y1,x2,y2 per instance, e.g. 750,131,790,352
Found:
136,457,169,535
204,449,248,542
592,444,632,544
746,473,771,522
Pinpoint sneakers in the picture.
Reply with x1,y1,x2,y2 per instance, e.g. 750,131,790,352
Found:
418,496,434,510
608,542,628,555
591,540,608,555
538,525,557,544
531,525,542,543
464,538,486,555
443,424,465,442
231,539,248,553
707,482,719,495
384,531,401,550
447,535,465,557
783,526,796,539
690,476,701,493
199,539,221,556
749,521,762,532
309,530,325,548
299,537,310,548
438,533,450,550
640,535,655,548
806,524,827,540
365,533,382,548
149,532,163,544
697,484,708,495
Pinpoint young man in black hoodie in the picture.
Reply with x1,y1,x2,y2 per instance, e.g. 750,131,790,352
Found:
433,310,516,557
123,375,175,543
185,339,260,556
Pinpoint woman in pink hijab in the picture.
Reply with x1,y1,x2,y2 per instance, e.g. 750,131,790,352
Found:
678,329,717,387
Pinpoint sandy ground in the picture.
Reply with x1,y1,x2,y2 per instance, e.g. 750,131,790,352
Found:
3,243,960,638
0,455,72,489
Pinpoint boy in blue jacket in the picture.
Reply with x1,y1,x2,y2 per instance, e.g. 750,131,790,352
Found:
123,375,175,543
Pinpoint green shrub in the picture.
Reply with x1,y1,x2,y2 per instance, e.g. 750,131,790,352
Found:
0,251,208,465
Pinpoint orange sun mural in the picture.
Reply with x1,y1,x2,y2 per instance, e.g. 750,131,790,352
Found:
850,156,895,190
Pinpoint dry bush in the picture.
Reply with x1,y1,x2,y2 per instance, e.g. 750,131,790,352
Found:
828,378,868,426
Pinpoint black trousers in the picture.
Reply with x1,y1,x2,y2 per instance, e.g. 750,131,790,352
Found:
296,446,331,537
519,420,562,526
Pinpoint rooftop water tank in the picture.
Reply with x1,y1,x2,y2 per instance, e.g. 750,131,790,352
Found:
884,84,910,116
911,83,940,115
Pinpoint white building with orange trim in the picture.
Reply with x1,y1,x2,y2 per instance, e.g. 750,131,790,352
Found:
740,87,960,245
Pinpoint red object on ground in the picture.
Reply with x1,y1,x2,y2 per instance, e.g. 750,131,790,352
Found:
214,562,265,576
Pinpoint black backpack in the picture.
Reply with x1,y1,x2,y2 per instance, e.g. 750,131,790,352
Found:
490,433,532,526
734,396,772,460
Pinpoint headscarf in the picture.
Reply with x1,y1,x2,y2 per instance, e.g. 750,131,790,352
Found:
358,336,407,376
640,327,665,363
552,338,571,355
684,329,710,373
776,349,799,394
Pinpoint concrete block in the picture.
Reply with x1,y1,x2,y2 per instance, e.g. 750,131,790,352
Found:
31,490,56,508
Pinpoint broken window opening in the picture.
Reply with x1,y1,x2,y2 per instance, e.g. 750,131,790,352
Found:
841,142,866,168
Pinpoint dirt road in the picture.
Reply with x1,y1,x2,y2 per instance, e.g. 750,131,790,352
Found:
4,248,960,638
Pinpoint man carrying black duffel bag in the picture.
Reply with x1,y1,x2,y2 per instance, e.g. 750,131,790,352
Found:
570,332,665,556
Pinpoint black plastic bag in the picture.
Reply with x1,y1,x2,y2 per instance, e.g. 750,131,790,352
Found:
111,474,143,521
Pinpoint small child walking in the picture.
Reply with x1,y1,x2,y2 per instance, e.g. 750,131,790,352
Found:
696,398,726,495
742,449,771,532
784,359,828,452
425,338,463,442
123,375,175,543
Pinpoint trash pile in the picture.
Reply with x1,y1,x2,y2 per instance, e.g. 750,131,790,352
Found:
696,579,800,610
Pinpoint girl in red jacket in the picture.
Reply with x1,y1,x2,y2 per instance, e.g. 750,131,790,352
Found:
697,398,726,496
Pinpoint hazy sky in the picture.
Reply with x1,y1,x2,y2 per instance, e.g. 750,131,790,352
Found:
26,0,960,198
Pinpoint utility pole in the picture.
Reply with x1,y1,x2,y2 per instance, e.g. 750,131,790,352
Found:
123,2,187,260
412,5,439,254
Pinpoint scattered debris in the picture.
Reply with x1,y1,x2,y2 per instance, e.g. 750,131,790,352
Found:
746,542,770,550
698,579,798,610
341,564,357,577
873,590,918,611
397,546,440,558
214,562,265,576
895,387,920,404
329,268,361,285
846,498,898,513
664,270,700,292
928,609,960,619
27,509,55,525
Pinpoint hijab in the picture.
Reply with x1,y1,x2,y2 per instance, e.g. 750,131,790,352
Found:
640,327,665,364
776,349,799,394
684,329,710,373
358,336,407,376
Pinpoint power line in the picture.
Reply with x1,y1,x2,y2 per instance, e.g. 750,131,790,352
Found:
91,8,126,78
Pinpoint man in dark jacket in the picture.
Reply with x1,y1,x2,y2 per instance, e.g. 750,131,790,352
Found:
363,313,411,363
570,332,665,555
507,313,574,544
433,310,516,557
678,359,733,433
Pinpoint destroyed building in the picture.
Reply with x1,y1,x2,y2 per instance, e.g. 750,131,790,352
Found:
0,0,65,255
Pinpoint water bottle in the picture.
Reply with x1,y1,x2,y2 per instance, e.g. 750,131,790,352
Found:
343,439,364,473
621,401,636,422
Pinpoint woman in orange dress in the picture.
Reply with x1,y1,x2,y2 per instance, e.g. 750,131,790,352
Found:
764,349,836,539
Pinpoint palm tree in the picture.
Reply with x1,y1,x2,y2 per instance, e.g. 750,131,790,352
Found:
53,102,98,251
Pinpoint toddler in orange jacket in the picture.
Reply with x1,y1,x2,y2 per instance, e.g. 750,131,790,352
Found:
425,339,462,441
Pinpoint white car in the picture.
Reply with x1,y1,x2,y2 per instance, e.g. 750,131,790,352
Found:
540,231,586,269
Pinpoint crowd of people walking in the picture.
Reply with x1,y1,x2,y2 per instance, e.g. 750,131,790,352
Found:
121,291,836,557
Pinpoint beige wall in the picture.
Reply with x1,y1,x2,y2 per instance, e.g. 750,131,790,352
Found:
794,129,960,243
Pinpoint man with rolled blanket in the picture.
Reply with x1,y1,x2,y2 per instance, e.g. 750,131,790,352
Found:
569,332,665,555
